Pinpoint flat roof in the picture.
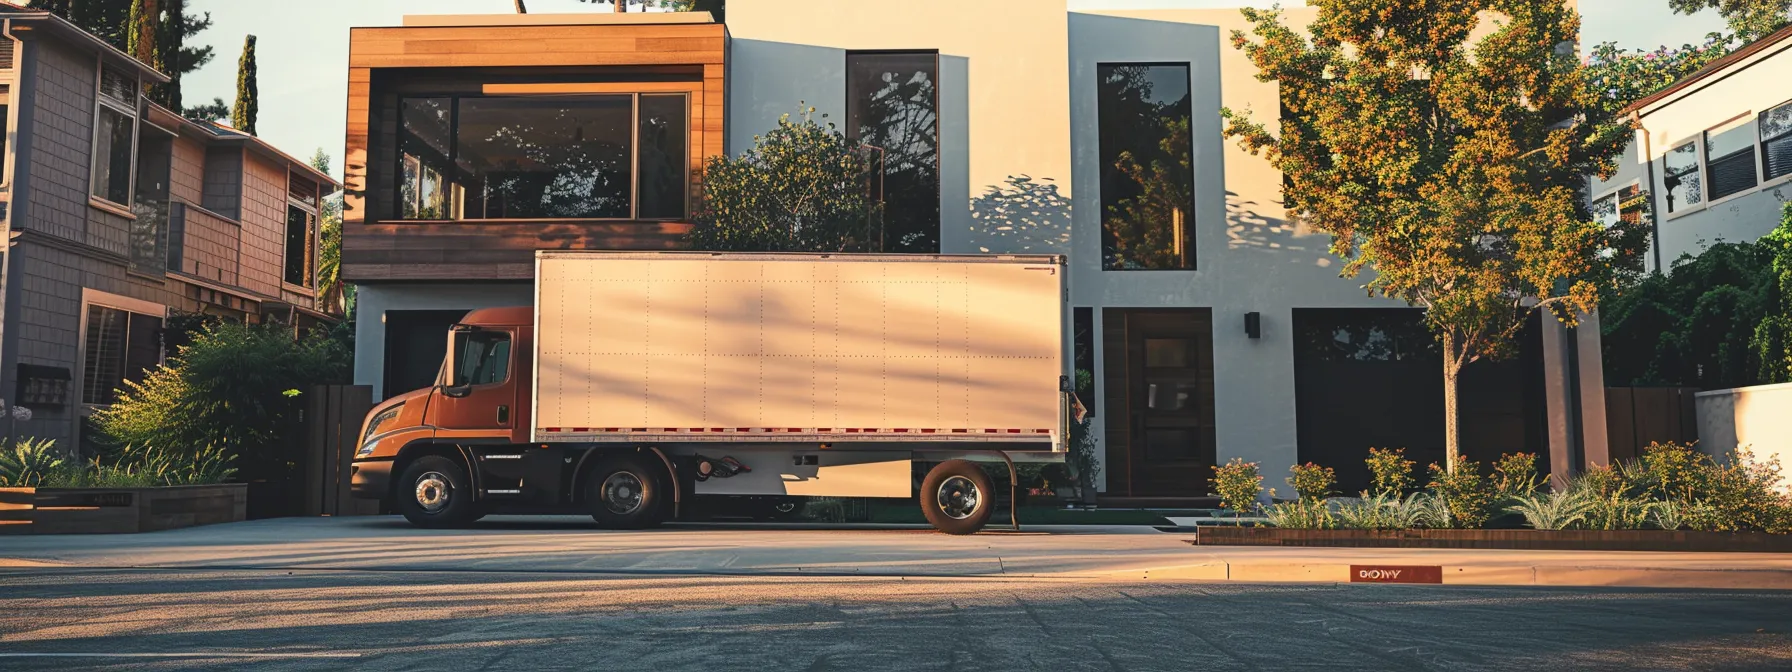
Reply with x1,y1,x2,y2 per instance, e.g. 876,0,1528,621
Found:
399,12,715,28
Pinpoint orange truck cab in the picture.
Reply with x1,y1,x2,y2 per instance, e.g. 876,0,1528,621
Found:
351,252,1070,534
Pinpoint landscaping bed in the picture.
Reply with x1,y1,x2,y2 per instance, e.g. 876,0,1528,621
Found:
1196,526,1792,553
0,483,246,535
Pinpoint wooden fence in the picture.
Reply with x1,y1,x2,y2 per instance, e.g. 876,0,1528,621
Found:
1605,386,1699,463
304,384,380,517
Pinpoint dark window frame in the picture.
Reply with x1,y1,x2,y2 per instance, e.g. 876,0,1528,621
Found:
1705,119,1759,202
1761,98,1792,183
1096,61,1196,271
451,329,512,387
845,49,943,253
79,302,164,406
390,92,691,223
1662,140,1703,214
283,200,317,289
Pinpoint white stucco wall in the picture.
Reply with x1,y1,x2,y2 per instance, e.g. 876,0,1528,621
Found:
727,2,1408,492
353,283,535,401
1695,382,1792,492
1592,39,1792,271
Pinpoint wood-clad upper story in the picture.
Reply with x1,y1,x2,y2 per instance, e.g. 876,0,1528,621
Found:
342,13,728,282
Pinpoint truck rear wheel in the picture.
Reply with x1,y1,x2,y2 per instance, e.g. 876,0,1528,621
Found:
585,453,666,530
396,455,478,528
920,459,993,535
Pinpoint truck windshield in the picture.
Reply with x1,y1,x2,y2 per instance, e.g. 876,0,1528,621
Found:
450,330,511,387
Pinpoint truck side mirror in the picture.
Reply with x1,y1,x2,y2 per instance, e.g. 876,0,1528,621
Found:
440,325,473,397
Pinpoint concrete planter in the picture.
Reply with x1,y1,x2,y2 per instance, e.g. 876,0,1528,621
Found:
1196,526,1792,553
0,483,247,534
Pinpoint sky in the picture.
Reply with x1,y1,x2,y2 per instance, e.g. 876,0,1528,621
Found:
181,0,1730,182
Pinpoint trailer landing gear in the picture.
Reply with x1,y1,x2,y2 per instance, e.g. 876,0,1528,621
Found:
920,460,994,535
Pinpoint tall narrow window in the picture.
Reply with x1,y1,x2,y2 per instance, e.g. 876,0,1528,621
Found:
637,94,689,219
91,65,138,206
1098,64,1194,270
1705,118,1758,200
1662,141,1703,213
1761,100,1792,182
0,85,10,183
81,305,163,405
846,51,940,253
284,204,316,287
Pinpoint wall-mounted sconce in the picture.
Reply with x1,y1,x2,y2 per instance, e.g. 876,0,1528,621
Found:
1244,312,1262,339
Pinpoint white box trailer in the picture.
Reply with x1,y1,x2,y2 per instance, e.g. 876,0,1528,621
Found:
353,251,1071,534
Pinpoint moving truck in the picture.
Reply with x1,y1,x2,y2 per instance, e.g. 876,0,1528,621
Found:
351,251,1071,534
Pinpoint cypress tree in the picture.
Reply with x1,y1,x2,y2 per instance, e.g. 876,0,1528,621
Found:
231,34,257,136
126,0,163,102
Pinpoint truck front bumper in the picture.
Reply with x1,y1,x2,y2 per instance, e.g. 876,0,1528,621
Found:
350,458,394,500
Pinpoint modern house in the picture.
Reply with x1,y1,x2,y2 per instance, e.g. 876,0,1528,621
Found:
1590,23,1792,272
0,7,339,448
343,2,1606,499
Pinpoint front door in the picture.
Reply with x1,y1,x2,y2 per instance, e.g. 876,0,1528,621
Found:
1114,310,1216,497
430,327,517,438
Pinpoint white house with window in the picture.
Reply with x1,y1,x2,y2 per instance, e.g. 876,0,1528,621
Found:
1591,23,1792,273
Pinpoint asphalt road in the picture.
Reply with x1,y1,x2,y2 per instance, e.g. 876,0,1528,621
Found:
3,566,1791,671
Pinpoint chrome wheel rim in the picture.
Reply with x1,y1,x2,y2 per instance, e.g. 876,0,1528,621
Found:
936,475,981,520
414,472,451,513
602,472,645,515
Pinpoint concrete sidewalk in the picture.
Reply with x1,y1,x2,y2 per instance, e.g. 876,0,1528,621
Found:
3,516,1790,590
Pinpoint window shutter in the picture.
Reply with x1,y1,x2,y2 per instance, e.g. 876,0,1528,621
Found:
1708,148,1758,200
0,39,15,70
1765,136,1792,182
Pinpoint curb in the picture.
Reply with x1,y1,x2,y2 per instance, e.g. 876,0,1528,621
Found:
1107,562,1792,590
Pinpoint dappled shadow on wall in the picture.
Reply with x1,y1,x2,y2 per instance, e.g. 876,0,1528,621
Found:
967,175,1071,255
1224,189,1330,269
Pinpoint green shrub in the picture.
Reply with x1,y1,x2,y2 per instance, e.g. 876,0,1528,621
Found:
1703,448,1792,533
1427,457,1494,529
1506,488,1596,530
38,444,237,489
92,321,349,484
1637,441,1708,502
1492,452,1542,499
1210,458,1264,515
1650,499,1721,532
0,438,68,487
1335,492,1441,530
1287,462,1335,501
1264,498,1334,529
1365,447,1415,497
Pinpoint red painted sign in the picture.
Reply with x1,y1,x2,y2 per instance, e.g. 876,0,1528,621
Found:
1348,565,1443,584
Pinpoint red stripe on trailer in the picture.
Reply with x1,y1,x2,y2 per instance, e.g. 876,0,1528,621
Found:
894,428,910,433
544,427,561,432
1006,429,1021,434
952,429,969,433
921,429,936,433
604,428,620,432
818,428,833,432
737,427,752,432
665,428,678,432
1034,429,1051,434
787,428,803,432
984,429,998,433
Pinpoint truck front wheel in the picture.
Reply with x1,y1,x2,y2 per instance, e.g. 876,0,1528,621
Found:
920,459,994,535
396,455,478,528
584,453,667,529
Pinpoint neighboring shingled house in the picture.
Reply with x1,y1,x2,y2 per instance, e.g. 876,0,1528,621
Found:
0,7,339,447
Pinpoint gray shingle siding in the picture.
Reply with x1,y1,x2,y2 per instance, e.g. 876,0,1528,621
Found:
20,36,97,246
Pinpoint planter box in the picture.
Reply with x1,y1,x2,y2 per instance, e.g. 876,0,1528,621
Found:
1196,526,1792,553
0,484,247,535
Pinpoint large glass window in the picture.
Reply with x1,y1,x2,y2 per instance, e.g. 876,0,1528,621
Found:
846,51,941,253
1098,64,1194,270
82,305,163,405
1705,119,1758,200
397,93,683,221
91,65,137,206
1761,100,1792,182
1662,141,1703,213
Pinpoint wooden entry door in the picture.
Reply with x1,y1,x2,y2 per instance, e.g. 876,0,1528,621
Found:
1103,309,1217,497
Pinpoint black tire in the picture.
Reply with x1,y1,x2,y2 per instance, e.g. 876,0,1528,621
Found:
395,455,478,528
920,459,994,535
584,452,667,529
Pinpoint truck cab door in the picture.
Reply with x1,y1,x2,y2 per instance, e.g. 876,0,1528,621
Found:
430,327,517,437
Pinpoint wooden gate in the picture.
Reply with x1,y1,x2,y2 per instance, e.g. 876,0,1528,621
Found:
1605,387,1699,463
304,384,380,516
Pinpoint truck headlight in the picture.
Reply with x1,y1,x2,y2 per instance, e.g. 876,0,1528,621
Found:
357,404,403,458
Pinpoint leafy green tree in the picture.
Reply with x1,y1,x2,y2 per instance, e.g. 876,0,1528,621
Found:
685,107,879,252
1751,204,1792,383
1221,1,1647,469
1584,32,1736,115
92,322,350,486
310,149,350,316
184,97,229,123
30,0,213,110
1670,0,1791,40
1601,237,1779,389
232,34,257,135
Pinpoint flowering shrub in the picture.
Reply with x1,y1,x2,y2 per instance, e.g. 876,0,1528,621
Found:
1210,458,1264,516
